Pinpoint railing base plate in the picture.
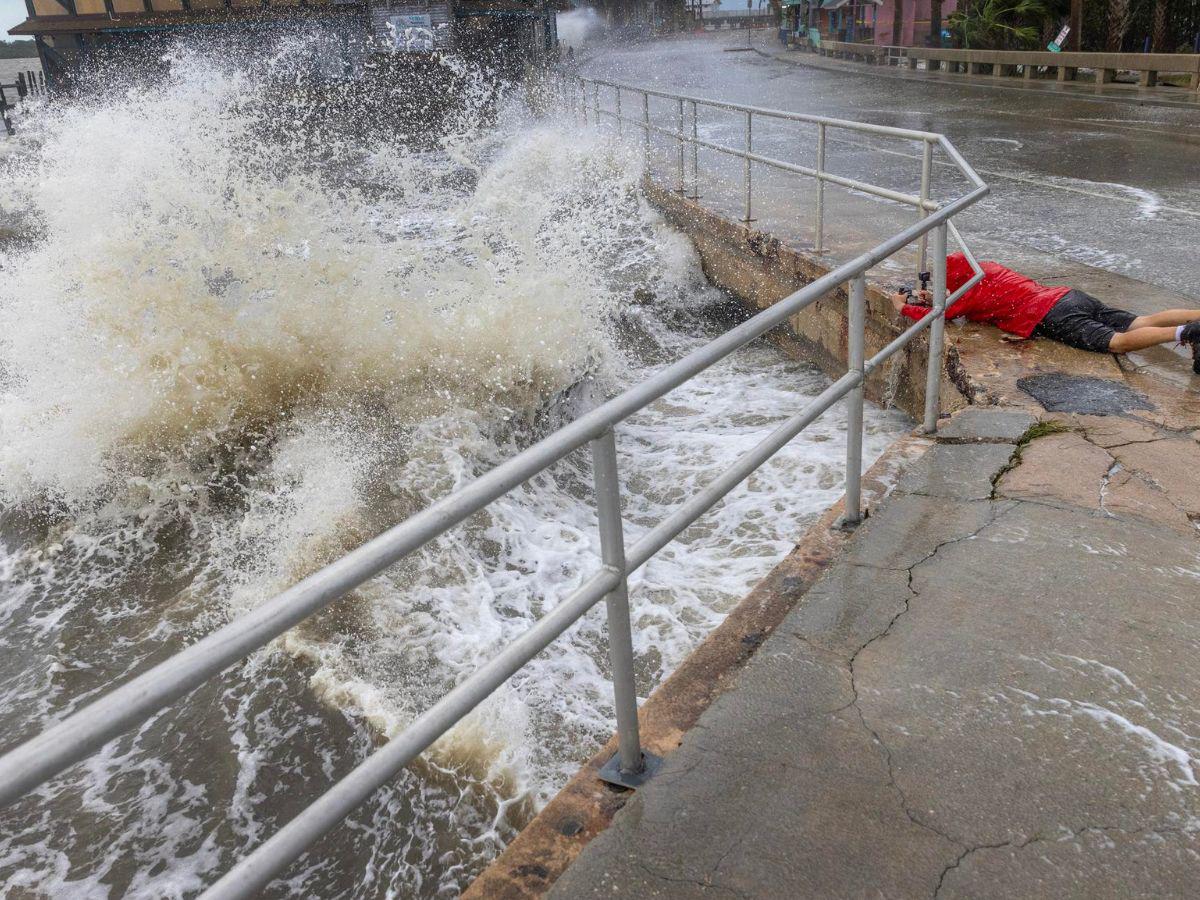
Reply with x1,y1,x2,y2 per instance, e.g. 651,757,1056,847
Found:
835,512,866,531
597,751,663,790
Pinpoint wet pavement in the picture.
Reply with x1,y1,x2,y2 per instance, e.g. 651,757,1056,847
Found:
551,406,1200,899
581,31,1200,301
497,38,1200,897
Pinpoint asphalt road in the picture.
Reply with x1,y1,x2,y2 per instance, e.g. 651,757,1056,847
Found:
580,32,1200,300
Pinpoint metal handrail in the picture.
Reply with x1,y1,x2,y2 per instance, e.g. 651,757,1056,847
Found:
0,79,989,898
573,75,985,267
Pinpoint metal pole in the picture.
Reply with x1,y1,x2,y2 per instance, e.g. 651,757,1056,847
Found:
590,428,644,777
676,97,685,193
815,123,826,252
615,87,622,137
917,139,933,276
642,91,650,161
844,273,866,525
592,81,599,123
580,78,587,124
923,223,948,433
743,110,753,223
690,100,699,199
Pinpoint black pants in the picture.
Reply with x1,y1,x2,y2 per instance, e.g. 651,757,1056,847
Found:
1034,290,1138,353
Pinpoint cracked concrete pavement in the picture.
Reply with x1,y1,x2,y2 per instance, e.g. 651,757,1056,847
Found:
548,408,1200,898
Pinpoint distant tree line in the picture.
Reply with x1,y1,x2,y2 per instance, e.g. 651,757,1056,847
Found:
1084,0,1200,52
0,40,39,60
947,0,1200,51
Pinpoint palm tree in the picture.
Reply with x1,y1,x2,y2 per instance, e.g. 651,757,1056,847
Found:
950,0,1050,50
892,0,904,45
1106,0,1132,52
1068,0,1081,50
1151,0,1169,52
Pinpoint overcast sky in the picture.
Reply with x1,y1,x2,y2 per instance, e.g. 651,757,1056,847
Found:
2,0,30,37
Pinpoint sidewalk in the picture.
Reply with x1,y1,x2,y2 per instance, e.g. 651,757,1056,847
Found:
750,33,1200,111
551,403,1200,897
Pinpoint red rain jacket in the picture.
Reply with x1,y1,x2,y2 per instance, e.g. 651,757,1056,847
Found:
900,254,1070,339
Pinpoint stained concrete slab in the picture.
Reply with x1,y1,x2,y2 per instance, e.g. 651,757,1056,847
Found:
1072,414,1164,449
839,494,1008,571
783,563,912,655
996,427,1197,532
940,828,1200,900
857,501,1200,845
550,422,1200,899
935,408,1036,444
892,441,1017,501
1109,437,1200,518
1017,374,1156,415
997,431,1112,510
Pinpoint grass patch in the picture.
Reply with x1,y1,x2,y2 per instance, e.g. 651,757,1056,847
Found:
1017,420,1072,444
990,419,1073,496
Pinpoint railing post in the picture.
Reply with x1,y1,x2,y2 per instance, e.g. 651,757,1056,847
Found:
676,97,685,193
615,87,622,137
590,428,657,787
923,224,949,433
592,81,599,123
580,78,587,125
690,100,699,199
917,139,933,277
742,110,753,223
642,91,650,162
815,123,826,252
843,274,866,525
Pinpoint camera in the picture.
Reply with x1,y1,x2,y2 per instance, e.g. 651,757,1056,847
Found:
898,271,932,299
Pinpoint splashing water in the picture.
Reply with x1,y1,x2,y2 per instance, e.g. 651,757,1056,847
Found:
0,43,907,897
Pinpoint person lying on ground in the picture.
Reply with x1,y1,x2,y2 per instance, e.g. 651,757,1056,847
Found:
890,254,1200,372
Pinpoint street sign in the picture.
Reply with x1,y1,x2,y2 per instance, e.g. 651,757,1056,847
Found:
1047,23,1070,53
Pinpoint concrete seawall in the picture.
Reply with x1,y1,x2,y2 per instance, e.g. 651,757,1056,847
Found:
643,179,971,422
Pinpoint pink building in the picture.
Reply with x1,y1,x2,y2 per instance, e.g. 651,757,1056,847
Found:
782,0,957,48
871,0,958,47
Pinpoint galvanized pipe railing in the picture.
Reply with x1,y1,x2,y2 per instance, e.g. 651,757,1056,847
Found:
0,80,988,899
572,76,984,275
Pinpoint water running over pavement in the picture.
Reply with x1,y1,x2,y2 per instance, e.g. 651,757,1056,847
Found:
0,44,907,897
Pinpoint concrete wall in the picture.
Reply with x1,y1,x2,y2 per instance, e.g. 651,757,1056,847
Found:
905,47,1200,88
643,180,971,423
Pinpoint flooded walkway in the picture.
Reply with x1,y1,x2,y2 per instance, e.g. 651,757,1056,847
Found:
552,400,1200,898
